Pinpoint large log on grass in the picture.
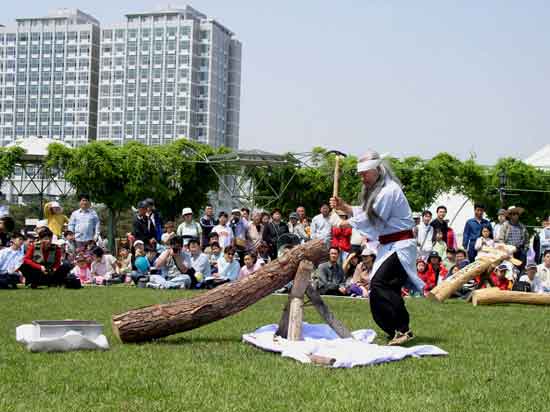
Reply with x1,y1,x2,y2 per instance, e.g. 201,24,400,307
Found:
427,245,517,303
472,287,550,306
112,239,328,343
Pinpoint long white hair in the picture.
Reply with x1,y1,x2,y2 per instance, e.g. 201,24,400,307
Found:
359,150,401,222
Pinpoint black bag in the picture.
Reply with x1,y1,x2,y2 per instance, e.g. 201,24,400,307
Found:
64,274,82,289
512,281,531,292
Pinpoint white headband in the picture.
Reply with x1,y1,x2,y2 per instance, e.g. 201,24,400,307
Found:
356,152,390,173
357,158,382,173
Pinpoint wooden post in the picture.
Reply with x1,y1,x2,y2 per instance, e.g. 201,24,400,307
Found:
287,260,314,341
306,285,352,338
112,240,328,343
472,288,550,306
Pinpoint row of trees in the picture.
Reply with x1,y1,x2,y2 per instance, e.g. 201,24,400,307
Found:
0,143,548,248
247,148,550,228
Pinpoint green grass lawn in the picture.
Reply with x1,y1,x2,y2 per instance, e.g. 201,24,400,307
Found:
1,288,549,412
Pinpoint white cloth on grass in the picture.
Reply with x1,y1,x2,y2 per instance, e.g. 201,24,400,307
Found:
242,323,447,368
16,324,109,353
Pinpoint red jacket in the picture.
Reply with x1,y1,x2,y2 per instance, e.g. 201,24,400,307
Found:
422,263,448,292
447,228,457,250
330,227,352,252
23,243,62,272
490,273,511,291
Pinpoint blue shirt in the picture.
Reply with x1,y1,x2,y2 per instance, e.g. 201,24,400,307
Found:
0,246,24,273
217,256,240,281
68,208,100,242
188,252,211,277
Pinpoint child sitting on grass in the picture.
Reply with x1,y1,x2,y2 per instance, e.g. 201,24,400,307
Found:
116,247,132,284
71,254,92,285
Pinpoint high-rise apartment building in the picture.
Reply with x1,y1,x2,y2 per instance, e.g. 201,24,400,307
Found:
97,6,241,148
0,6,241,150
0,9,100,146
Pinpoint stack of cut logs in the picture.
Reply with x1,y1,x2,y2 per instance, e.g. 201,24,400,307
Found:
428,244,550,306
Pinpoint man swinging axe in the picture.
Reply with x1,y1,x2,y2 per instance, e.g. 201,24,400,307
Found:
330,149,425,346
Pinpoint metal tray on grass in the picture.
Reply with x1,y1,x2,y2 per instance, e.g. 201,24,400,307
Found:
32,320,103,339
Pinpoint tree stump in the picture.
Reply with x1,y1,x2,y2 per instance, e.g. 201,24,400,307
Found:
112,239,328,343
472,288,550,306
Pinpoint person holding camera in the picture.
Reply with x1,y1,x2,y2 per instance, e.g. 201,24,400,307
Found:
148,236,197,289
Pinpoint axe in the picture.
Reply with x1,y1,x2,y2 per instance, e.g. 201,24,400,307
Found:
327,150,347,226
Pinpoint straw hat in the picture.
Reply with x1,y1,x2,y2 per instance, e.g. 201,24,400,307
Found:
506,205,525,215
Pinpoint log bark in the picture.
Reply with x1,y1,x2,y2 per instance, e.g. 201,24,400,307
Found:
427,245,516,303
112,239,328,343
472,288,550,306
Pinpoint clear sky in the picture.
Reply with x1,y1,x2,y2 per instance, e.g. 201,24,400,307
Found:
5,1,550,163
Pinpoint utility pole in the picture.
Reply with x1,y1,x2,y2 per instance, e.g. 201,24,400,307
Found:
498,170,507,208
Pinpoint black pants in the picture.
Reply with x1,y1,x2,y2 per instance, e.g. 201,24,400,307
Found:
0,272,20,289
369,252,410,337
20,262,73,288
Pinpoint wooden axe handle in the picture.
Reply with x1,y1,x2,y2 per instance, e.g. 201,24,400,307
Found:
333,155,341,198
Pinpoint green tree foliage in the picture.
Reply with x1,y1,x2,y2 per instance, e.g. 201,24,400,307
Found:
249,149,550,227
0,146,25,186
47,140,224,250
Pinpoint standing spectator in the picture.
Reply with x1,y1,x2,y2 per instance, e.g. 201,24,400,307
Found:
177,208,202,239
432,229,447,260
0,233,25,289
133,201,156,244
296,206,311,239
314,247,345,295
247,212,264,252
416,210,434,259
430,206,448,244
144,198,162,242
475,226,495,252
536,250,550,292
497,206,529,266
0,216,15,249
240,207,250,222
230,208,249,259
199,205,217,248
20,228,72,288
462,203,492,262
212,212,234,249
446,222,458,250
68,194,100,249
44,201,69,238
492,209,508,241
412,212,421,238
533,215,550,264
331,211,352,260
310,204,332,243
262,209,289,260
288,212,308,243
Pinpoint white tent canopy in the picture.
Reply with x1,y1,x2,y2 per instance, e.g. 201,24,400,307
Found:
524,144,550,168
